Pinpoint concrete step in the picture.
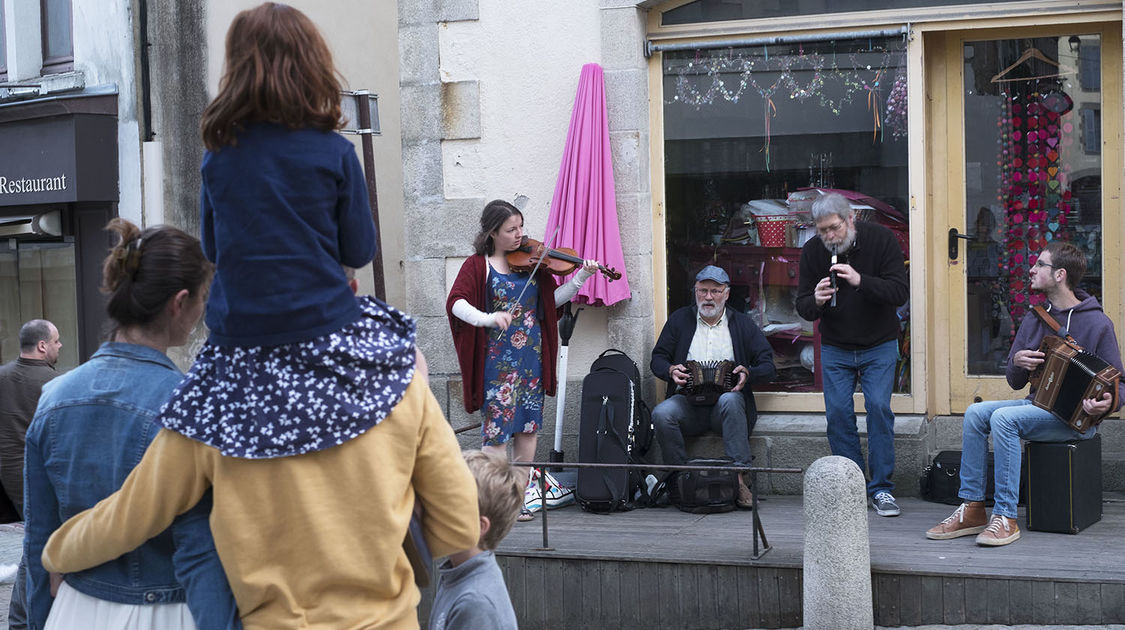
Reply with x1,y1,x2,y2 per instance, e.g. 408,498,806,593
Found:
683,414,928,496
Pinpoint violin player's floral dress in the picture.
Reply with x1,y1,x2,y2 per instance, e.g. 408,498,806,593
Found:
482,266,543,447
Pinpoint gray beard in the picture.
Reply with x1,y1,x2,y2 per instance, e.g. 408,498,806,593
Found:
822,229,857,255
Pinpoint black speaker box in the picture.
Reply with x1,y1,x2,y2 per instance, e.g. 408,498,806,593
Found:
1025,433,1102,534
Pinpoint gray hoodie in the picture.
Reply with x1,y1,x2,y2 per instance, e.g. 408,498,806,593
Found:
1006,290,1125,406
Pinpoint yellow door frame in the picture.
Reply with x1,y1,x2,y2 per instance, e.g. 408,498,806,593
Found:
925,19,1123,415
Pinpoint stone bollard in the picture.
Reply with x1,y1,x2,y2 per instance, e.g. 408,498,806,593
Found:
803,455,873,630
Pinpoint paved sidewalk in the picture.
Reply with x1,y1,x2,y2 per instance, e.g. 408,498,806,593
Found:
747,627,1125,630
0,522,23,629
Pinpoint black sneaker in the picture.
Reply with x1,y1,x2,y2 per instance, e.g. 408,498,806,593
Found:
870,491,900,517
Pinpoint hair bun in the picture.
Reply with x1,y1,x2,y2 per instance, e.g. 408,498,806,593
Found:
103,218,143,292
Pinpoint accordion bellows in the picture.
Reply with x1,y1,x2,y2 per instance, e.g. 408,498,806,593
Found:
682,360,735,406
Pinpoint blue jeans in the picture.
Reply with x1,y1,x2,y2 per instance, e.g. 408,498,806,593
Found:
652,392,753,466
8,556,26,629
821,340,898,497
960,398,1094,519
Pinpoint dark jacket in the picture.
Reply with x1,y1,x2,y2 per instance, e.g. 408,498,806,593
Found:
650,305,776,415
796,221,908,350
0,357,56,516
1006,291,1125,407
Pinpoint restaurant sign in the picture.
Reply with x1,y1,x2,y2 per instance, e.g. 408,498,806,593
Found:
0,114,117,206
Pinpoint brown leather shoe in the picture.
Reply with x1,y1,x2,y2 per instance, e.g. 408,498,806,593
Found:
925,501,987,539
736,474,754,509
976,514,1020,546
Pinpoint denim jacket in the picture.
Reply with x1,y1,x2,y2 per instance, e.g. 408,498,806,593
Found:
23,342,240,630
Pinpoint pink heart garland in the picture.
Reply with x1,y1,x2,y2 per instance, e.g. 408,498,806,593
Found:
1047,137,1058,147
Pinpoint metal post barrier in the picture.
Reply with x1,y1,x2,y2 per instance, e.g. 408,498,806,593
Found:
511,460,802,559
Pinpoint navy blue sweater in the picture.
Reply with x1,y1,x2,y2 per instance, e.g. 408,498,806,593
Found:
200,123,376,346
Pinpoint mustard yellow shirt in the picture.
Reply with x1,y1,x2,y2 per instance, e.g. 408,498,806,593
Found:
44,376,480,629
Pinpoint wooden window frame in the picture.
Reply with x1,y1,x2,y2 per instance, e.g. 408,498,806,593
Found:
40,0,73,75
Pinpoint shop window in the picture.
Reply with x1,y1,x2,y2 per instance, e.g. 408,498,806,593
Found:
662,36,910,393
0,238,79,372
40,0,73,74
662,0,1028,26
962,35,1102,375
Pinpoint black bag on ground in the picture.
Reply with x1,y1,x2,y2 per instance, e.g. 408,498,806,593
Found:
666,457,738,514
918,450,1027,506
577,349,654,512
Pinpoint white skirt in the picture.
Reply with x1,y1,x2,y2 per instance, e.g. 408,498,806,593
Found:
45,582,197,630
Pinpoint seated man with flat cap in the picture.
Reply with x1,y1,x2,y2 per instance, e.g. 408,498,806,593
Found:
650,265,776,507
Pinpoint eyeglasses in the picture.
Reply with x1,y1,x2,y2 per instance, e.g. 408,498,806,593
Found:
816,219,847,237
695,287,728,297
1033,259,1060,269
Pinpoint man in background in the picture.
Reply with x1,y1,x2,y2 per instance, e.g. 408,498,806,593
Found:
0,319,61,518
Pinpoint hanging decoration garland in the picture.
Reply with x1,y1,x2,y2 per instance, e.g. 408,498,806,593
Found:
744,53,790,172
817,51,864,115
665,44,904,169
883,60,908,139
998,86,1075,327
865,67,885,144
783,47,826,102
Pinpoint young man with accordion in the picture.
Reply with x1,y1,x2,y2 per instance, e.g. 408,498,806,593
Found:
926,241,1124,546
650,265,776,508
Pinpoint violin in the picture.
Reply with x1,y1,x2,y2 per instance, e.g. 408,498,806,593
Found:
506,236,621,281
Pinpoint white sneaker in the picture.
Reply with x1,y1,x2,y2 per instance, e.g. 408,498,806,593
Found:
524,471,543,513
542,472,575,508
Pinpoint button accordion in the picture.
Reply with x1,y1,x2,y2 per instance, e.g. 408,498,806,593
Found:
682,360,736,406
1028,305,1121,433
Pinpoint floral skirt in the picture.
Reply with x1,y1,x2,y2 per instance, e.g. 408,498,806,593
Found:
159,296,416,459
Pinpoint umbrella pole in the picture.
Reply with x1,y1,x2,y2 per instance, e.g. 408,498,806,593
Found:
550,303,581,472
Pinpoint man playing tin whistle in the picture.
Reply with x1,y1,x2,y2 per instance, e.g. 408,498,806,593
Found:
926,241,1124,546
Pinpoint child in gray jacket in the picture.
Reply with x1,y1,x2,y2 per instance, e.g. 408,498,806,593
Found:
429,450,523,629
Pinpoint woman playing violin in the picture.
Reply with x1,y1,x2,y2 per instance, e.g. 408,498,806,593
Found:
447,200,597,521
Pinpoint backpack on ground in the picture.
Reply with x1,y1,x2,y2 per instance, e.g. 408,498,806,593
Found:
664,457,739,514
576,349,654,512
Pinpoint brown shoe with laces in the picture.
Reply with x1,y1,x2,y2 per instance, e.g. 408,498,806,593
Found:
736,473,754,509
925,501,987,539
976,514,1020,546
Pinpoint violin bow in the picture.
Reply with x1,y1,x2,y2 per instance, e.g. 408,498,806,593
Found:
494,224,561,337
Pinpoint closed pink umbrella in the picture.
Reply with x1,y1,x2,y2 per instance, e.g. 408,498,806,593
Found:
545,63,631,466
545,63,632,306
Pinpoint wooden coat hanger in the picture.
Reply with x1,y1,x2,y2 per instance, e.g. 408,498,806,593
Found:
990,46,1075,83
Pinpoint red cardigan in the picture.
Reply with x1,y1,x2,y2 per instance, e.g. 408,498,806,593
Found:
446,254,560,413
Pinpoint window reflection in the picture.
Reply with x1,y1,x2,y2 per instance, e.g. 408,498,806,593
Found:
0,242,78,371
963,35,1101,375
663,37,911,393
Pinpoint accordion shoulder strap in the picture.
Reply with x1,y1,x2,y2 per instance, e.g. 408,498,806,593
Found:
1032,305,1080,347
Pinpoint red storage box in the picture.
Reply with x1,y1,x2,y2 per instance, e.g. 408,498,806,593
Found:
754,215,793,248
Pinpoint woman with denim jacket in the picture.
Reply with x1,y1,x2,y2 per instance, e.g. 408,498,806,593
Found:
21,219,239,630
